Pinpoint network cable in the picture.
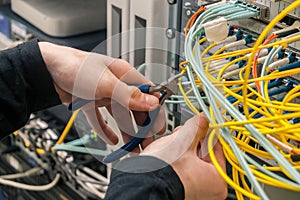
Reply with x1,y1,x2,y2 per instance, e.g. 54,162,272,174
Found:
180,1,300,199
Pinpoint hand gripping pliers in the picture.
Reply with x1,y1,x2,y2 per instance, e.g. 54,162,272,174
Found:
68,74,182,163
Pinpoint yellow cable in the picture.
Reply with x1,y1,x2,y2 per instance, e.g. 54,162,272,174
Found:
217,56,248,80
232,167,244,200
56,110,80,145
208,130,260,200
201,43,216,57
203,34,300,62
198,37,207,44
242,1,300,118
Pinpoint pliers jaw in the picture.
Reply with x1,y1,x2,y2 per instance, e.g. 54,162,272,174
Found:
149,73,183,105
102,73,183,163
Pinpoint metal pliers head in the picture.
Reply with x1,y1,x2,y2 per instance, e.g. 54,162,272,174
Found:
149,73,182,105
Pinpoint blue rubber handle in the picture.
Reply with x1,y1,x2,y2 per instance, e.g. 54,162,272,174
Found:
103,106,161,163
137,85,151,93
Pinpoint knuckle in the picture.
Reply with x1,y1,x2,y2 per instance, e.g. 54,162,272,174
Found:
130,87,142,100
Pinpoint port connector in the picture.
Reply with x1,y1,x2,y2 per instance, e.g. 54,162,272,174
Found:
252,2,270,21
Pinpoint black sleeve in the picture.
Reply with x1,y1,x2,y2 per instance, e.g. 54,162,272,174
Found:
105,156,185,200
0,40,61,139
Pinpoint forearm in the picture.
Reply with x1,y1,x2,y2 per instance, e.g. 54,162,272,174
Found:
105,156,184,200
0,40,61,138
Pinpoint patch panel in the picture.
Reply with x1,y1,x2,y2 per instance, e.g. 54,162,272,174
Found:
166,1,300,199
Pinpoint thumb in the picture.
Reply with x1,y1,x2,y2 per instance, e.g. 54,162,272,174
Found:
112,82,159,111
143,113,209,164
185,113,210,151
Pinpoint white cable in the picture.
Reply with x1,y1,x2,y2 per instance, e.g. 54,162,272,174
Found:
215,35,238,45
0,167,42,180
76,169,108,190
137,63,147,73
257,56,267,64
0,174,60,191
81,167,109,184
209,60,229,72
76,169,107,198
85,182,105,199
225,39,247,49
77,180,105,199
183,4,294,199
246,48,269,58
210,63,239,74
222,68,242,79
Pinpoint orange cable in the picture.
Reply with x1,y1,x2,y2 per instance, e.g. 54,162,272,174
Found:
252,33,278,93
185,6,206,36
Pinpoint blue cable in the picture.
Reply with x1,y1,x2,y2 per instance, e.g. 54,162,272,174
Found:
268,80,297,96
268,78,284,89
278,60,300,72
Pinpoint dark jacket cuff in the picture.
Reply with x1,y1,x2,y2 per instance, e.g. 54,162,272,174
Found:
105,156,185,200
18,39,61,112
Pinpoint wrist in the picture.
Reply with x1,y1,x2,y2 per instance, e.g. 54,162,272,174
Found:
38,42,87,75
38,42,88,103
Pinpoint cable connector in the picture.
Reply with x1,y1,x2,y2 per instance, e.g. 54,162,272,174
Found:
228,26,235,36
277,49,285,59
238,60,246,68
203,17,229,42
252,2,270,20
268,78,284,89
215,29,243,45
267,52,296,71
202,17,227,28
273,21,300,38
225,34,252,49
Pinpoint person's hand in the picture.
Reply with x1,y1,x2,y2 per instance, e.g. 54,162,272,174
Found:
38,42,165,148
141,113,227,200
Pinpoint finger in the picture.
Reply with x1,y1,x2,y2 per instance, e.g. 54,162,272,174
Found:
161,113,208,154
108,80,159,111
187,112,210,151
107,100,164,152
141,113,209,164
107,59,160,99
132,108,166,149
147,107,166,136
107,59,151,85
82,105,119,145
173,126,182,133
79,54,159,110
201,140,226,171
133,107,166,136
72,53,116,100
132,111,148,126
106,105,140,154
72,54,159,109
53,84,72,104
107,102,136,137
141,136,155,149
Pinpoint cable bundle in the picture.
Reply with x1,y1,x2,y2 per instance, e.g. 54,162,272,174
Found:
181,1,300,199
